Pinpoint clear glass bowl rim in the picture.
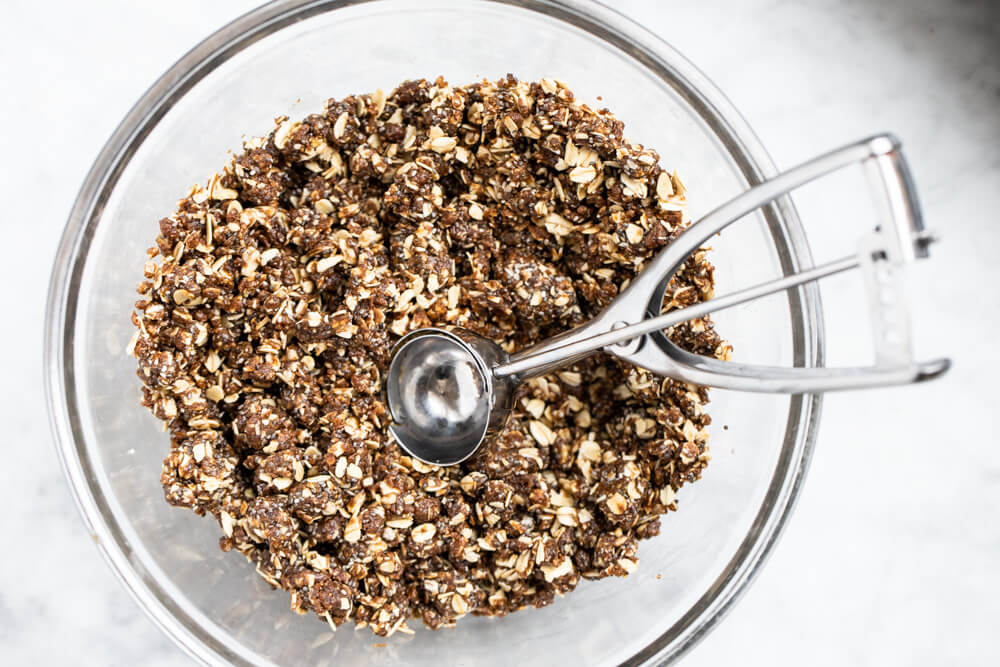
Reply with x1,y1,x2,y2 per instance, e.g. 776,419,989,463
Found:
43,1,824,665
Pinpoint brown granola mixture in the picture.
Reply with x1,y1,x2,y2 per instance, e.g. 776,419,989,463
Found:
129,75,730,637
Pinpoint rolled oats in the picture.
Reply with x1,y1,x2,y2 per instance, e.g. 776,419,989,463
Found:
130,75,728,637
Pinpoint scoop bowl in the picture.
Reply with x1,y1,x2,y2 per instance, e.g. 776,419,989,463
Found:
387,328,515,465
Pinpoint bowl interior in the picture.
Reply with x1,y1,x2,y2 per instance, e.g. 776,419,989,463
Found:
57,1,817,665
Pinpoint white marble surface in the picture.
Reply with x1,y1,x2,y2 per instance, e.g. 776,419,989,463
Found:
2,0,998,664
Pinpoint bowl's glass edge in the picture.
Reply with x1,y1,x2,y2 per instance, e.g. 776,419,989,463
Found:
42,1,825,665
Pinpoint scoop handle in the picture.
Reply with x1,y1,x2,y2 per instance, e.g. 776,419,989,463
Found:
496,134,951,392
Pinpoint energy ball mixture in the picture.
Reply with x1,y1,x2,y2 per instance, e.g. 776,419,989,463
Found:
130,75,730,636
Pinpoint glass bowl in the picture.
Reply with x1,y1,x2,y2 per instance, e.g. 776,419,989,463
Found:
44,1,823,665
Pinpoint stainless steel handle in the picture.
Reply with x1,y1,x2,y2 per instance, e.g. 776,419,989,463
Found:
496,134,950,393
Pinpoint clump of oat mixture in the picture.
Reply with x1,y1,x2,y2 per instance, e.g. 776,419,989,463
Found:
129,75,730,636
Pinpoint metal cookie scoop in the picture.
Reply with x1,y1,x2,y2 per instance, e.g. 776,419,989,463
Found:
385,134,951,465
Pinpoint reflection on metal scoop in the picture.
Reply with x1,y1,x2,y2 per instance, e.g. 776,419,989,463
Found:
386,328,512,465
386,134,951,465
